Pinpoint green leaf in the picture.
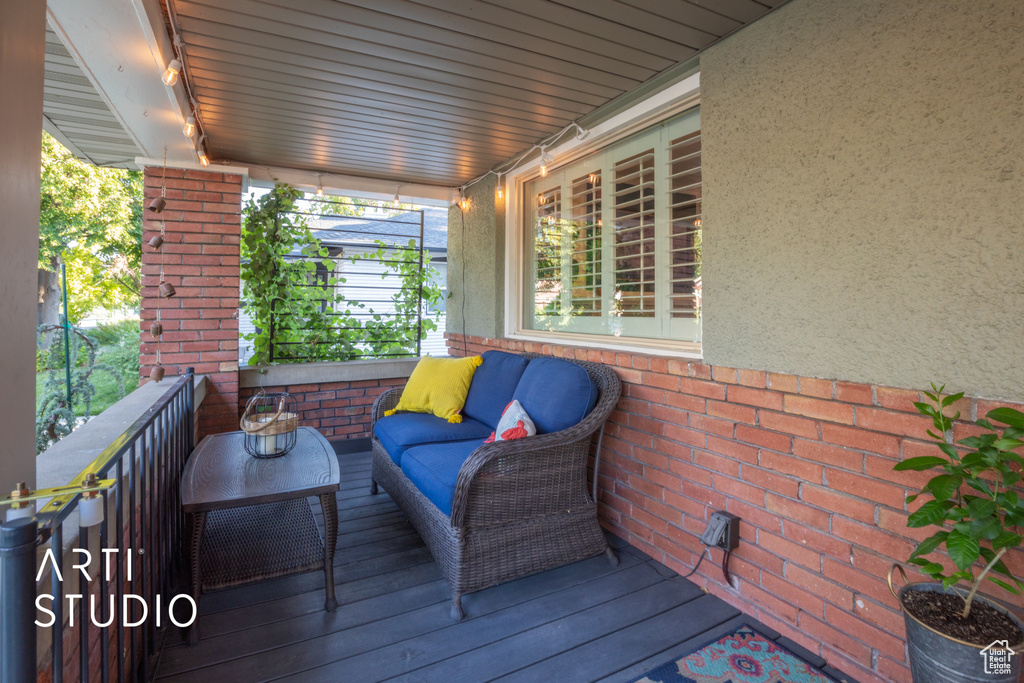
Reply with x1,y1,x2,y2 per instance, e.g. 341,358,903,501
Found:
988,408,1024,429
993,532,1023,551
968,498,997,518
909,531,949,560
942,392,965,407
908,500,952,527
993,438,1024,451
946,530,980,571
926,474,962,502
987,578,1021,594
970,517,1001,541
895,456,948,471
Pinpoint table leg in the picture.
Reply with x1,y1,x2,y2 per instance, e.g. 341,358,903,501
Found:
320,492,338,612
187,511,207,645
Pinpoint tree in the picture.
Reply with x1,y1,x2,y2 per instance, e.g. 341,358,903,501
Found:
38,132,143,326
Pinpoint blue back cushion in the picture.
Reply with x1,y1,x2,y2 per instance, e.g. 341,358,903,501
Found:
462,350,531,429
373,413,491,466
401,439,485,516
511,357,598,434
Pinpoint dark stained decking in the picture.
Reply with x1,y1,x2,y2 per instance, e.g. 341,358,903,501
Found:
154,448,855,682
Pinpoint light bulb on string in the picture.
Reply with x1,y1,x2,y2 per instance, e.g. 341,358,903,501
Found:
495,174,503,201
197,135,209,167
182,116,195,138
539,148,553,177
162,59,181,86
393,185,401,208
316,174,323,197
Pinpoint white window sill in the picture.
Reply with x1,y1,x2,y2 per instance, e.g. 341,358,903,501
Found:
504,329,702,360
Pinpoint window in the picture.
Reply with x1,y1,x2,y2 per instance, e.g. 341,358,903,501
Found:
523,107,701,346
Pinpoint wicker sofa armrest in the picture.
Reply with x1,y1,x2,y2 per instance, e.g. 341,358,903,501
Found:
449,430,595,530
450,357,621,530
370,386,403,431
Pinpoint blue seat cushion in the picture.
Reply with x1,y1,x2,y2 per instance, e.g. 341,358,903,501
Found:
462,350,531,429
401,439,485,516
373,413,491,466
511,357,599,434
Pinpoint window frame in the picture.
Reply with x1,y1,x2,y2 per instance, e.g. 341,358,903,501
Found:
503,74,702,358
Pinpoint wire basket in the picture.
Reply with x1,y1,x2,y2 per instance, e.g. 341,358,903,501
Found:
240,392,299,458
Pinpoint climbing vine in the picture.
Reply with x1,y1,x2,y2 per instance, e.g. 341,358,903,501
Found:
36,324,99,453
240,183,443,366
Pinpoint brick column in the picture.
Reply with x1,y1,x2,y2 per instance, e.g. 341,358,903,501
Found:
140,167,242,438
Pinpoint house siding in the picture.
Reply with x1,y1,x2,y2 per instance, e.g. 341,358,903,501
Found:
446,333,1024,683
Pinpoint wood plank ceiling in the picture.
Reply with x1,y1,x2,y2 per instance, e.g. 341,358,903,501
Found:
169,0,785,187
43,23,142,169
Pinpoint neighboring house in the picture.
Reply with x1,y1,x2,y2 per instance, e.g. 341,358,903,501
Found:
238,207,447,363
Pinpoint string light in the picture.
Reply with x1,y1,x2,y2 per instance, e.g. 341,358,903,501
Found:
316,174,324,197
182,116,195,138
495,173,503,201
539,147,553,177
197,136,209,166
162,59,181,86
393,184,401,207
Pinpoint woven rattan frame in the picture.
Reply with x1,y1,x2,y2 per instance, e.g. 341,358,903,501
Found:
370,353,621,619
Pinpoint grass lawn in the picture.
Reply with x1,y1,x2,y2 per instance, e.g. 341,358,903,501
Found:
35,347,133,418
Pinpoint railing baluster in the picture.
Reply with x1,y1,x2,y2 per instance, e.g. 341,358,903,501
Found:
115,455,125,683
79,522,89,683
99,476,110,683
127,441,137,682
147,422,157,657
52,524,64,683
138,426,149,675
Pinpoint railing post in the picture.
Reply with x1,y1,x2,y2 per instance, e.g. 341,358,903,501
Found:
1,517,38,683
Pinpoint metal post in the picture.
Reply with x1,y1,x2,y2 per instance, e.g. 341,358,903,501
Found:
1,517,39,683
415,209,424,358
61,262,72,406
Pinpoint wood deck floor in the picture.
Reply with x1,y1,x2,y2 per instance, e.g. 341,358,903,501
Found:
153,447,856,682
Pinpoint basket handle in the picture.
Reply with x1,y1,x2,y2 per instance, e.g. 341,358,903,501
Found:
888,562,909,606
240,394,286,434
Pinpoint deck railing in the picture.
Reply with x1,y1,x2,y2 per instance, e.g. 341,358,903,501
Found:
1,369,196,683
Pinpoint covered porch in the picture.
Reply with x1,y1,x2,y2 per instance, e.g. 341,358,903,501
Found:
2,1,1023,682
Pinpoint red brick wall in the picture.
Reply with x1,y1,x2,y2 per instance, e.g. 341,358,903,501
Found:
446,333,1024,683
140,167,241,438
239,377,407,441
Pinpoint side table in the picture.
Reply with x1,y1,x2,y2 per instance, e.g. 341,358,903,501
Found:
181,427,341,644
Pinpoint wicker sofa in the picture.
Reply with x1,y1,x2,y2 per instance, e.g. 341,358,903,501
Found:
370,350,621,620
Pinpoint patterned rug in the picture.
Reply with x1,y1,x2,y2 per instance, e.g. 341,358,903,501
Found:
630,625,839,683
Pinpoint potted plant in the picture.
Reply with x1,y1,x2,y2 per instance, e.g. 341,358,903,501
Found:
890,384,1024,681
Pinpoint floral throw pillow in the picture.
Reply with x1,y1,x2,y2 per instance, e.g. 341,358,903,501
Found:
484,400,537,443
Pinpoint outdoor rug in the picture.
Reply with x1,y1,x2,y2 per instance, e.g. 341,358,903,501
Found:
629,625,839,683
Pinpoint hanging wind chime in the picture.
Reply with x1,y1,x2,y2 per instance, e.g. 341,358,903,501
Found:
147,147,175,382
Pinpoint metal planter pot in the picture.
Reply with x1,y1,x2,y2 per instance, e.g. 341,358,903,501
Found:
891,567,1024,682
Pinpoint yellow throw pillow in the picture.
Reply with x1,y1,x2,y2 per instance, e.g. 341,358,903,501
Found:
385,355,483,423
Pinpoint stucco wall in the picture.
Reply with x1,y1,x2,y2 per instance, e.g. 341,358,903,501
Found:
446,174,506,340
701,0,1024,401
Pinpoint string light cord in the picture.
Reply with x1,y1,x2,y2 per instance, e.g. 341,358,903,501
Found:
454,119,591,199
163,2,209,158
459,202,468,356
